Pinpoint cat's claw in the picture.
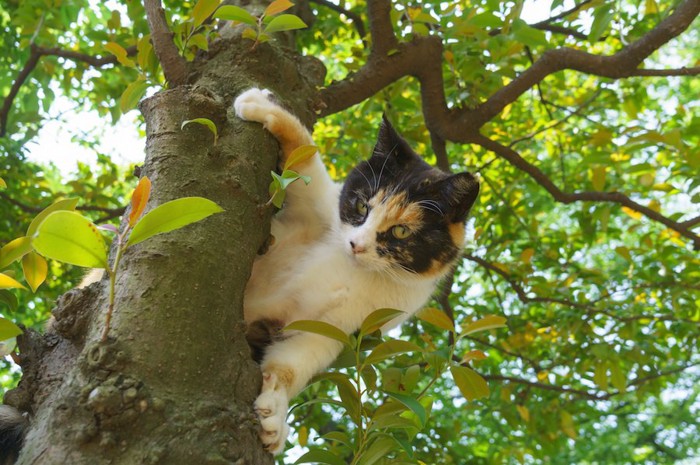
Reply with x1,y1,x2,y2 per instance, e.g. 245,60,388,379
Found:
254,372,290,454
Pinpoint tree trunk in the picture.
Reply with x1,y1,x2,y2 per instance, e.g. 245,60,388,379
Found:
7,38,324,464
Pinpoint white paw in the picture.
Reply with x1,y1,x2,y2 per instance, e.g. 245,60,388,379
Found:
255,373,290,454
234,88,276,124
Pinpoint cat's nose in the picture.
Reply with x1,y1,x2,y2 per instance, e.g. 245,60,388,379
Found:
350,241,366,254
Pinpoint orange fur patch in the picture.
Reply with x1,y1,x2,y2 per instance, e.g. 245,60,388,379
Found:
448,222,466,248
263,364,296,390
370,191,424,232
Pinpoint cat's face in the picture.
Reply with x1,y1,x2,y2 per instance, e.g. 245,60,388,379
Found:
339,117,480,279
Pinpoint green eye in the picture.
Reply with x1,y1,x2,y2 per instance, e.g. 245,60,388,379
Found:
356,200,368,216
391,225,411,239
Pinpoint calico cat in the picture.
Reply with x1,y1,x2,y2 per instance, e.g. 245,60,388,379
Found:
235,88,480,454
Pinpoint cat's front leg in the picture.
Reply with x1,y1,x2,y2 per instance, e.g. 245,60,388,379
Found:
255,331,345,454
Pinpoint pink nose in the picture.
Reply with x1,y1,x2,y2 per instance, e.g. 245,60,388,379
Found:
350,241,366,254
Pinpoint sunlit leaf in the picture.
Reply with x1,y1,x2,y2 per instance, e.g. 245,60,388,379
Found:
283,320,350,345
129,176,152,227
22,251,47,292
283,145,317,170
450,365,489,401
32,211,108,269
365,339,422,365
26,198,80,237
416,307,454,332
120,77,150,113
126,197,223,248
0,273,26,290
0,318,22,340
294,449,346,465
0,236,32,269
264,0,294,17
360,308,405,334
356,436,396,465
192,0,220,27
0,178,6,189
213,5,257,25
460,315,507,336
264,14,307,34
181,118,218,143
104,42,135,67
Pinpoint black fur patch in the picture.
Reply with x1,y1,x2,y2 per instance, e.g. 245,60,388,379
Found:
0,405,28,465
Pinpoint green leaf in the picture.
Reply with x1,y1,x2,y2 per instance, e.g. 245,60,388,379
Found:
365,339,422,365
126,197,224,248
283,320,350,345
120,77,150,113
264,14,307,34
0,236,33,269
450,365,489,401
610,362,627,393
416,307,454,332
32,211,108,269
591,166,607,191
26,198,80,237
0,318,22,340
460,315,507,336
316,372,361,424
357,436,396,465
385,391,427,426
589,5,614,42
0,290,18,311
360,308,405,335
213,5,257,25
181,118,218,143
0,273,26,290
294,449,346,465
22,251,47,292
192,0,220,28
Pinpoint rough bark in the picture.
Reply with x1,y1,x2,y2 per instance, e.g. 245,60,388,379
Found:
6,38,324,465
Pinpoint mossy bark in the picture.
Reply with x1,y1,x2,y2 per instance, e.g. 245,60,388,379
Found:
8,38,324,465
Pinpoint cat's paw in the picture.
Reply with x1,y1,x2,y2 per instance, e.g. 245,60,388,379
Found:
234,88,278,126
255,372,290,454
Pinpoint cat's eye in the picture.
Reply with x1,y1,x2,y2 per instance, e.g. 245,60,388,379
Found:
391,225,411,239
356,200,368,217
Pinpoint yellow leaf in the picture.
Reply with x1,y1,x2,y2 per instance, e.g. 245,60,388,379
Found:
444,50,454,64
417,307,454,332
516,404,530,423
591,166,606,191
615,246,631,261
590,129,612,146
0,273,26,290
461,349,487,363
644,0,659,15
22,252,47,292
192,0,220,28
129,176,152,227
560,411,577,439
297,425,308,447
283,145,317,171
621,207,642,220
264,0,294,17
520,248,534,264
0,178,6,189
461,315,507,336
104,42,135,67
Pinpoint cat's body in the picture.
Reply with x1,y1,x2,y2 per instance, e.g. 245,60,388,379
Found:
235,88,479,453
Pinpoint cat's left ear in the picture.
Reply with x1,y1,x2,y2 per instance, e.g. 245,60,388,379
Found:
440,172,480,223
371,114,414,162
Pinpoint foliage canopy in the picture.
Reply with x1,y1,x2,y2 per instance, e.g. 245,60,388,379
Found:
1,0,699,463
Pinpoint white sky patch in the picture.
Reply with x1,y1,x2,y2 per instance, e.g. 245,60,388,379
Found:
25,94,146,176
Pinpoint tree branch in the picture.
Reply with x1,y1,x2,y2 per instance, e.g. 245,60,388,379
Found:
144,0,188,87
0,44,137,137
468,134,700,249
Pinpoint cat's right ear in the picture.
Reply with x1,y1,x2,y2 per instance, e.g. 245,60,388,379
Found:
440,172,480,223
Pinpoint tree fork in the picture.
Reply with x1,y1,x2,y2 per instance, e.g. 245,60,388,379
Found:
9,38,324,465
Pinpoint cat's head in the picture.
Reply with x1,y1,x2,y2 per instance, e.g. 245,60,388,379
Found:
339,116,480,279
